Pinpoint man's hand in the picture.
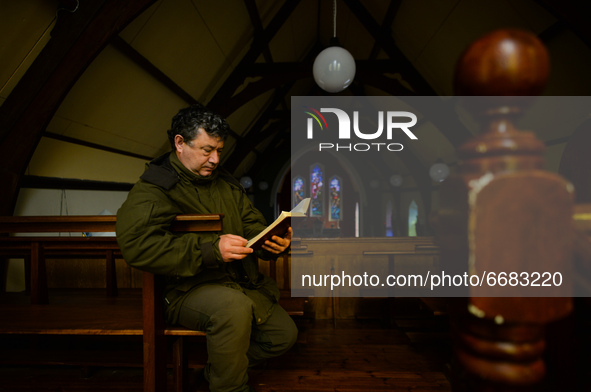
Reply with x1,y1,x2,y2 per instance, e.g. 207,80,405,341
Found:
219,234,253,263
262,227,292,254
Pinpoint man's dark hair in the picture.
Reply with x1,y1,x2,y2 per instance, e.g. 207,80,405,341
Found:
167,104,230,149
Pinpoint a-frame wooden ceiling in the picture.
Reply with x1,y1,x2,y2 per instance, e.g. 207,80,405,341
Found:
1,0,591,215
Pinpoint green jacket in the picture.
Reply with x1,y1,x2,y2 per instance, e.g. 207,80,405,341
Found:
116,152,280,324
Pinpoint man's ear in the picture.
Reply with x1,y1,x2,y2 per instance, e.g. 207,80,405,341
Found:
174,135,184,152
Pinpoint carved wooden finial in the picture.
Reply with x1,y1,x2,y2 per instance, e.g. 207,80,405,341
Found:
454,28,549,96
453,29,550,172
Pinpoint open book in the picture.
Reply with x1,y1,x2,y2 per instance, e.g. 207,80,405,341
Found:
247,198,311,249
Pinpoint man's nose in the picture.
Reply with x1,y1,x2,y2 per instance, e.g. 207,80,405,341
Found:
209,150,220,164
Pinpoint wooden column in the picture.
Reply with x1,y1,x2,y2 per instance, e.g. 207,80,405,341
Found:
438,29,575,390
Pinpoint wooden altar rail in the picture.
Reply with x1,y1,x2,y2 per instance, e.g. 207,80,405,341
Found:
0,214,220,392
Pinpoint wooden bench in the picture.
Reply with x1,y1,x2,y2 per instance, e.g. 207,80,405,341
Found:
0,214,302,391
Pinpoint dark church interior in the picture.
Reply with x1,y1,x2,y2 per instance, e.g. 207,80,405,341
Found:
2,0,591,391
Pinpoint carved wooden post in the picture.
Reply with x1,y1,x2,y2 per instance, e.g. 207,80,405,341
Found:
438,29,575,391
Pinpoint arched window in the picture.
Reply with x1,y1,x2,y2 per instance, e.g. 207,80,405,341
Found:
292,176,305,208
310,163,324,217
328,176,342,221
408,200,418,237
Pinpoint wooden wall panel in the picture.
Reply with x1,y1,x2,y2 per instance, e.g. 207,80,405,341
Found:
296,237,440,319
30,237,440,320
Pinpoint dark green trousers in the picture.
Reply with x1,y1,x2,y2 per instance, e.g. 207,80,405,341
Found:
178,284,298,392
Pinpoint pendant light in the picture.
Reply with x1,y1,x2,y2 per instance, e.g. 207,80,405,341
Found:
313,0,356,93
240,176,253,190
429,159,450,182
389,174,403,187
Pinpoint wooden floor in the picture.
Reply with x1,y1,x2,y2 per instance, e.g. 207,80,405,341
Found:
247,319,451,391
0,298,452,392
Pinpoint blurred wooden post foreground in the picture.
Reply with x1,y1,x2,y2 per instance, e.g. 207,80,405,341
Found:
437,29,575,390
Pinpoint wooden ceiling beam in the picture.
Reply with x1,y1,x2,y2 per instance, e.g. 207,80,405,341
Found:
356,70,472,147
355,68,411,96
225,60,408,119
342,0,436,95
249,135,290,179
0,0,156,215
249,125,290,176
244,0,273,63
0,1,108,142
252,118,290,146
21,175,134,192
110,35,247,142
207,0,302,113
110,35,198,106
538,21,567,43
369,0,402,60
537,0,591,48
44,131,154,161
223,42,323,172
221,73,304,117
229,117,291,174
245,59,401,76
224,89,292,172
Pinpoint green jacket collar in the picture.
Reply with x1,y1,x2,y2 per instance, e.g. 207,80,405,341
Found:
140,151,245,192
169,152,219,184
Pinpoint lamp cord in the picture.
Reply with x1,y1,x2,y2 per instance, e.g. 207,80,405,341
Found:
333,0,337,38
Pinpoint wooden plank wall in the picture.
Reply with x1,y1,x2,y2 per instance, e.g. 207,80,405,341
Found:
294,237,439,320
28,237,440,319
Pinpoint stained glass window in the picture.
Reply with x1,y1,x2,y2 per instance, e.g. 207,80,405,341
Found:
408,200,418,237
328,176,342,221
292,176,305,208
310,164,324,217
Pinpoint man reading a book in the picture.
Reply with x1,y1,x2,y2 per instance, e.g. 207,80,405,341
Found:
116,104,297,392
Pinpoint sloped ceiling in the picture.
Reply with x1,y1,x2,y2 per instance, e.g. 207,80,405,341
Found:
1,0,591,214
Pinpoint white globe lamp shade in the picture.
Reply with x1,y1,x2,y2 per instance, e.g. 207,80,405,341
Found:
313,46,356,93
429,162,450,182
240,176,253,189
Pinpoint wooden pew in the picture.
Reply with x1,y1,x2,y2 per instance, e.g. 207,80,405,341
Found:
436,29,582,391
0,214,221,391
0,214,301,391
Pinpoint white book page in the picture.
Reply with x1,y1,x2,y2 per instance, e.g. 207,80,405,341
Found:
291,198,310,215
